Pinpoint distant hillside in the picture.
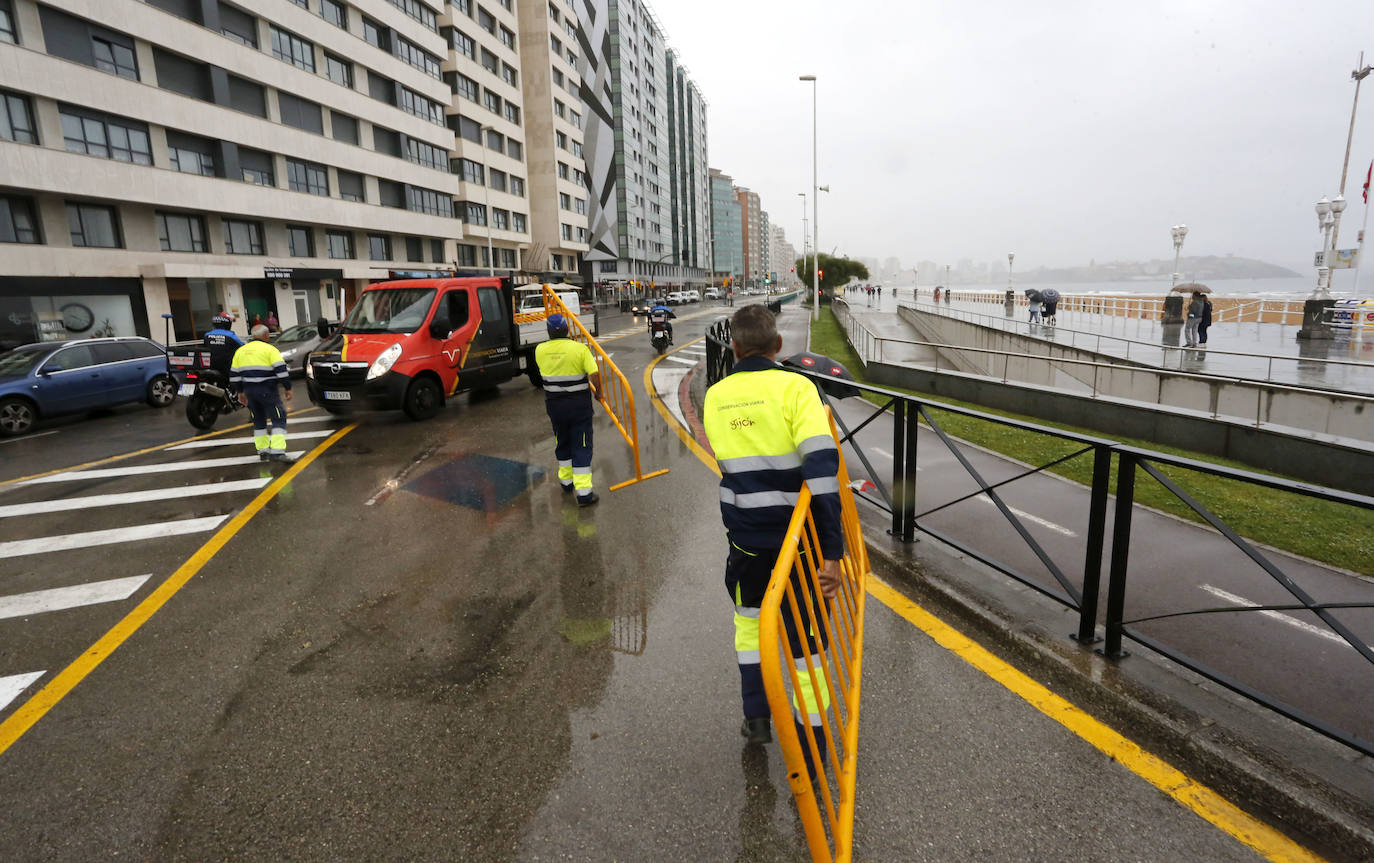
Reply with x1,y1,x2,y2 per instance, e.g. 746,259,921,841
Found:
1021,255,1300,283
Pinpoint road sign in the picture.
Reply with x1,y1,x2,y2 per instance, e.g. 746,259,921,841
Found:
1330,248,1360,269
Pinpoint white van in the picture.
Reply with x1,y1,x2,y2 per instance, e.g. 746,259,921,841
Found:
515,284,581,346
685,289,701,302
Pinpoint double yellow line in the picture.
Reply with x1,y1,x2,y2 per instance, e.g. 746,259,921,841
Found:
0,422,357,756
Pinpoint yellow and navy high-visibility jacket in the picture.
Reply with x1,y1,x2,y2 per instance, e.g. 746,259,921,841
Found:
229,340,291,392
703,356,844,559
535,336,598,402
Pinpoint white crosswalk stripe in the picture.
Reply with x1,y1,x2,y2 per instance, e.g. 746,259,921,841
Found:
169,430,333,449
664,355,700,366
0,575,152,620
0,479,270,518
0,516,228,559
0,672,44,712
22,452,307,485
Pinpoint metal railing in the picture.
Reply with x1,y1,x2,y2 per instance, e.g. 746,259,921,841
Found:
704,324,1374,759
760,412,870,863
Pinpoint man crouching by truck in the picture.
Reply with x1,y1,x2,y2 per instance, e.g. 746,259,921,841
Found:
535,314,601,506
231,325,295,463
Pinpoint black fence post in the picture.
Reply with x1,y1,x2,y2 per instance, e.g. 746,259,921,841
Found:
890,401,907,540
1074,446,1112,643
1101,451,1137,659
900,400,918,542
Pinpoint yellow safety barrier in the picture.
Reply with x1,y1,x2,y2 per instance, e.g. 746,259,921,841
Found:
532,285,668,491
758,410,870,863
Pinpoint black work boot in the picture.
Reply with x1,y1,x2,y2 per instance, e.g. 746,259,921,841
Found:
740,717,772,745
576,491,599,507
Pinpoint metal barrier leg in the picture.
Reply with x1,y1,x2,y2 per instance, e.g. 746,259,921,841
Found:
1101,452,1136,659
1074,446,1111,644
889,402,917,542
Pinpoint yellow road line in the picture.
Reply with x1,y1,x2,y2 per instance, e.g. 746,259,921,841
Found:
0,408,322,487
865,577,1327,863
642,339,718,475
654,348,1322,863
0,422,357,758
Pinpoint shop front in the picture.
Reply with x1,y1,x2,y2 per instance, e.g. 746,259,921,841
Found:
0,276,148,351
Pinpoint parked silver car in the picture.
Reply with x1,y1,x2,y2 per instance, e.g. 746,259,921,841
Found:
273,322,334,375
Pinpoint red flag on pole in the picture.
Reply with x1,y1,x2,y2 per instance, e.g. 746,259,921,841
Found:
1365,159,1372,204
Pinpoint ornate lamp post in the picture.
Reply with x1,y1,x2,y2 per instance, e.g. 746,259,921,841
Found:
1169,224,1188,290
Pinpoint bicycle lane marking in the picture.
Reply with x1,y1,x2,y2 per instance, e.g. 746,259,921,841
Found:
642,356,1325,863
0,423,358,758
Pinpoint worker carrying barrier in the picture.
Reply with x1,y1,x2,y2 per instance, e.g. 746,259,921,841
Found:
759,410,870,863
529,284,668,491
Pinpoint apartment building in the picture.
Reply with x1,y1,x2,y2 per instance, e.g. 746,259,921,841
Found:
736,185,759,288
770,224,797,288
513,0,586,281
0,0,461,344
708,167,740,284
663,48,708,279
441,0,531,278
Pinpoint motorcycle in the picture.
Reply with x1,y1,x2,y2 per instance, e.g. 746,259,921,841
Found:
183,367,243,430
649,320,671,355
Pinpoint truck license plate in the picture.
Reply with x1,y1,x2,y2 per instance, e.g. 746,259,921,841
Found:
178,384,195,396
324,391,351,401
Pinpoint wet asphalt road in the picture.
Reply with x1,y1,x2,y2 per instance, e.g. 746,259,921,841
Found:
0,300,1314,861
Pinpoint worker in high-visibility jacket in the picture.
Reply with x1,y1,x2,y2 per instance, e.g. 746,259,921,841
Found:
230,324,294,463
702,304,843,762
535,314,601,506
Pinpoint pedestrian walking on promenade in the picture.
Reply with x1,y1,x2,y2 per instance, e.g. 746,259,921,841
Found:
934,287,942,303
1028,294,1042,323
535,313,602,506
702,304,844,762
1199,296,1213,347
230,325,294,462
1184,292,1204,347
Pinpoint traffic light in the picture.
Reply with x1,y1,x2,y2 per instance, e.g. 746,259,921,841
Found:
818,269,824,278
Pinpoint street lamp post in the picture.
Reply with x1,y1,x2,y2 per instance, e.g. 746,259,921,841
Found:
1169,224,1188,291
800,74,819,322
797,192,808,304
1007,252,1014,296
1331,54,1372,262
479,126,496,276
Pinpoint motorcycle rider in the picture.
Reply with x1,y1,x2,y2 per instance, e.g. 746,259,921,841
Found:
203,313,244,376
648,302,676,344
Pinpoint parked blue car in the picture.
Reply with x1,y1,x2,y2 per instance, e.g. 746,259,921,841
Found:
0,337,177,437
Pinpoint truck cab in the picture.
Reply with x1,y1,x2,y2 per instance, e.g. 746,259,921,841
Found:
305,276,529,420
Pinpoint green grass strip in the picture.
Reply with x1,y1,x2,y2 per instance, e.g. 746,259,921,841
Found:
810,308,1373,574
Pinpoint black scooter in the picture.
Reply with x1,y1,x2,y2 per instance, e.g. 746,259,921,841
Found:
649,320,671,355
183,368,243,430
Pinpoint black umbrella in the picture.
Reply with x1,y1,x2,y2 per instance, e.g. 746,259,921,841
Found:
1040,288,1061,303
1023,289,1042,302
782,352,862,399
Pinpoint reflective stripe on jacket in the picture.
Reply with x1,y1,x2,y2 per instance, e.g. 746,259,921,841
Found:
535,337,598,399
230,340,291,389
703,356,844,559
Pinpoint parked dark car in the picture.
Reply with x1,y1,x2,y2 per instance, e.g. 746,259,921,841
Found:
273,322,335,376
0,337,177,437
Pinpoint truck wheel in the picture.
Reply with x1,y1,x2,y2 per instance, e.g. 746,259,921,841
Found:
0,397,37,437
403,377,442,421
146,374,176,407
185,393,220,430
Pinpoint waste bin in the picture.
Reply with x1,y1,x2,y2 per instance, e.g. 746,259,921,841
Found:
1162,293,1183,324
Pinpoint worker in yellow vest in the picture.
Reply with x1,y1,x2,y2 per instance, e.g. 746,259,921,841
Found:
534,314,601,506
230,325,294,462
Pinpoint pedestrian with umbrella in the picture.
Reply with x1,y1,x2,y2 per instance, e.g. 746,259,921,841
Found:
1024,289,1043,323
1040,288,1061,325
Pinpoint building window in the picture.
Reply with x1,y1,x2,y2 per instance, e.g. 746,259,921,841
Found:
457,243,476,267
326,229,354,258
223,218,264,254
338,170,365,202
559,192,570,211
512,212,526,233
550,34,561,54
321,0,348,28
287,224,314,257
59,107,152,165
557,161,569,179
561,223,571,241
447,27,475,59
430,238,443,261
240,147,274,185
477,7,495,34
332,112,359,145
506,139,521,160
277,93,323,134
450,72,479,102
406,185,449,216
464,202,486,226
480,48,498,75
395,35,442,79
1,90,36,143
325,52,353,87
509,177,524,197
156,211,207,252
492,209,508,230
167,132,216,176
399,86,445,125
486,128,504,151
499,25,514,49
452,0,470,15
405,235,423,262
504,103,520,125
270,25,315,72
363,16,390,51
555,131,567,151
456,157,483,184
67,202,121,248
1,195,41,244
499,247,515,269
501,63,517,87
287,159,329,196
488,169,506,192
368,233,391,260
386,0,437,32
0,0,16,44
219,3,257,47
406,137,445,171
484,89,501,114
92,34,138,79
574,198,586,215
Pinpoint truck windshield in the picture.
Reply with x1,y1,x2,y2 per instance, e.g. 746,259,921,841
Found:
341,288,436,334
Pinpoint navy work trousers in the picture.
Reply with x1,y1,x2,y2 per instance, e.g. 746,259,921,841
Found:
546,394,594,497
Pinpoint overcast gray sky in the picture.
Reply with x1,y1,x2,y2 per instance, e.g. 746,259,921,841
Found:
650,0,1374,274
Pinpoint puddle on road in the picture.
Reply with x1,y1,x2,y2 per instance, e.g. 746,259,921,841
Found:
404,453,547,512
